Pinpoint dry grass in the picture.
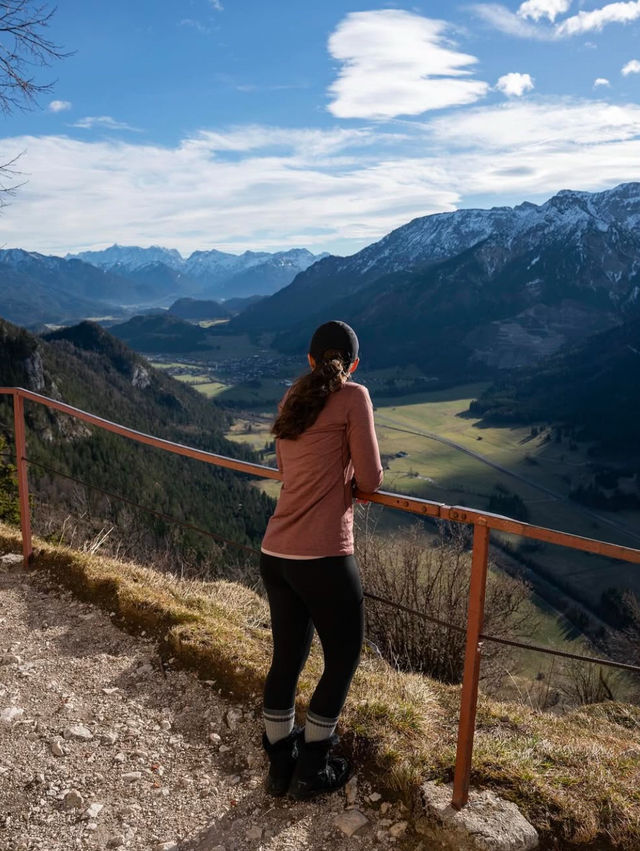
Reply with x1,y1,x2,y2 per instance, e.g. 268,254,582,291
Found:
2,521,640,848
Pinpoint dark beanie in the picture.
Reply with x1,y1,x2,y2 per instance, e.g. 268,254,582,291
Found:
309,320,359,363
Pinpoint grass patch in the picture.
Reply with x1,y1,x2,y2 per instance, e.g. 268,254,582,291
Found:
4,521,639,847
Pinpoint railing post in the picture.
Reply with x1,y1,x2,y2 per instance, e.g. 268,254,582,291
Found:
13,391,33,567
452,520,490,809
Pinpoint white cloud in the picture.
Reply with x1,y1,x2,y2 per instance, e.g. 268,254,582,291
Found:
476,0,640,38
593,77,611,87
517,0,571,22
327,10,489,119
3,99,640,256
209,0,223,10
72,116,141,132
0,126,458,255
556,0,640,36
495,72,535,96
428,98,640,149
48,100,72,113
473,4,553,38
622,59,640,75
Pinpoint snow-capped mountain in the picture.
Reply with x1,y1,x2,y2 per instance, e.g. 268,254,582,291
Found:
235,182,640,374
71,245,185,272
0,250,139,326
69,245,328,299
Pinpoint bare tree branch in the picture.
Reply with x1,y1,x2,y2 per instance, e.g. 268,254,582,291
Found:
0,1,70,114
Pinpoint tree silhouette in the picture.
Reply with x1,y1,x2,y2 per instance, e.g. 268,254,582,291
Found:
0,1,69,197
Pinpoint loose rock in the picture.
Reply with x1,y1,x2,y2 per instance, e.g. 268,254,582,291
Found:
389,821,408,838
84,802,104,820
345,775,358,806
334,809,369,837
122,771,142,782
62,789,84,810
49,739,65,757
63,724,93,741
1,706,24,726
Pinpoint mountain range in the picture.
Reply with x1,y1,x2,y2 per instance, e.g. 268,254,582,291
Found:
0,245,326,327
2,182,640,384
234,182,640,376
70,245,328,301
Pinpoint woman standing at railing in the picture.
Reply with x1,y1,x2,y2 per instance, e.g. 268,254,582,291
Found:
259,320,383,800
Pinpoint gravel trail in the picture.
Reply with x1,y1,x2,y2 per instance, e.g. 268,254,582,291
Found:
0,553,424,851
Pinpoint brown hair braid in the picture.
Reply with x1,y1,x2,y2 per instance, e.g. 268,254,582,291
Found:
272,349,353,439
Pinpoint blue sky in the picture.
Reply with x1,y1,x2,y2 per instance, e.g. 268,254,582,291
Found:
1,0,640,256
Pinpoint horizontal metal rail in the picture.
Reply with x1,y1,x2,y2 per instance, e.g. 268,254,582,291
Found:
20,458,640,674
2,385,639,812
4,386,638,565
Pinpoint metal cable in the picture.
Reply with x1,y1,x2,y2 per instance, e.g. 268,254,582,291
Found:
23,457,640,674
476,633,640,673
24,457,259,557
363,588,640,673
362,590,468,634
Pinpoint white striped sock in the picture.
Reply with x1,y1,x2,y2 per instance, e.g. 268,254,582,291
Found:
305,710,338,742
263,707,295,744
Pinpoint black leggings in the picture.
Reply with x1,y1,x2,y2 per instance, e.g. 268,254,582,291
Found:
260,552,364,719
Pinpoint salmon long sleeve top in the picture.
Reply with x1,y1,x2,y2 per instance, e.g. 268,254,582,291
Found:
261,381,383,558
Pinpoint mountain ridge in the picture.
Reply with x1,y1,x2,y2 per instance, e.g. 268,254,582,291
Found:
235,182,640,376
0,317,273,563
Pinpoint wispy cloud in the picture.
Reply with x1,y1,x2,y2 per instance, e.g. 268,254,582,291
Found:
234,82,310,93
48,100,72,113
180,18,211,35
594,77,611,87
495,72,535,96
327,10,489,119
428,98,640,149
556,0,640,36
622,59,640,75
475,0,640,38
209,0,223,9
472,4,553,39
517,0,572,22
72,116,142,132
3,98,640,256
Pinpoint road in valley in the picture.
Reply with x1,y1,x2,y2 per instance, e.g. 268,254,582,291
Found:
375,415,640,547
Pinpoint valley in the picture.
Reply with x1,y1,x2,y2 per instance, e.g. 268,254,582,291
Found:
146,336,640,698
2,181,640,701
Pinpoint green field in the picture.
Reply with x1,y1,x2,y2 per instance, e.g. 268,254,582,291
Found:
154,352,639,630
371,385,640,606
217,383,640,698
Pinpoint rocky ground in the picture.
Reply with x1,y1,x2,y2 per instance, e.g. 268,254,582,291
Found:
0,552,426,851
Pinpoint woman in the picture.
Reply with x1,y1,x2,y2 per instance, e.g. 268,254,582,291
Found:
260,320,383,800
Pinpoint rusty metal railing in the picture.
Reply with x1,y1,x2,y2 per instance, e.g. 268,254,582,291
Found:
2,386,640,810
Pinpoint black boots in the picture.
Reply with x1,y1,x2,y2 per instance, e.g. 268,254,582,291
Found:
261,728,301,796
288,734,350,800
262,730,350,799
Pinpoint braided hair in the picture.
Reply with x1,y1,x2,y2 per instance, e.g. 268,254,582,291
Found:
271,348,353,439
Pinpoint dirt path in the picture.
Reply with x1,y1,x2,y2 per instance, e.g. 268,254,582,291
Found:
0,553,422,851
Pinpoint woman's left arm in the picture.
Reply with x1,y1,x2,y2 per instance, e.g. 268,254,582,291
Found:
346,386,383,494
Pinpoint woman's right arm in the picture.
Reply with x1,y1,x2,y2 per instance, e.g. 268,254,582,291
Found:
346,385,383,494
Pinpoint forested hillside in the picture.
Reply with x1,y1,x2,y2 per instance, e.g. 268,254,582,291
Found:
469,318,640,456
0,319,273,573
